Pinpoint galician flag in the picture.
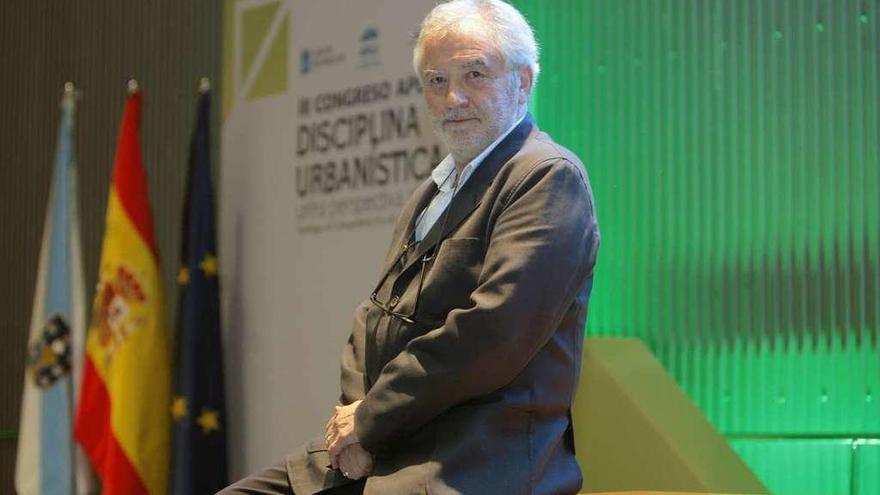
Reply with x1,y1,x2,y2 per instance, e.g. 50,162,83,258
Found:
74,87,172,495
16,85,93,495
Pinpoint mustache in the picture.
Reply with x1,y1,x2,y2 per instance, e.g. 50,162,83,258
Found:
439,112,478,122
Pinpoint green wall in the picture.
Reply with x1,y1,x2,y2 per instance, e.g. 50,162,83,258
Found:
510,1,879,494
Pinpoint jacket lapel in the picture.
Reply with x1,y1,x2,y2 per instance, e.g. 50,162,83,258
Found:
402,114,534,273
378,178,438,275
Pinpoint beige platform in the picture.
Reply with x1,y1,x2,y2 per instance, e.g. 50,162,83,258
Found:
573,338,768,494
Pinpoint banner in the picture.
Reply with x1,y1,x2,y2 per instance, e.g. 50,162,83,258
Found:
221,0,439,475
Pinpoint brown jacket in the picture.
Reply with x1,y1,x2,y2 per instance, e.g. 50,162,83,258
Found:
288,115,600,494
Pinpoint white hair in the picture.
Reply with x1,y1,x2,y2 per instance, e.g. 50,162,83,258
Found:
413,0,541,90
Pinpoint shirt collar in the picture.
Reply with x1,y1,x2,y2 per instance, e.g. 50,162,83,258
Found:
430,113,526,193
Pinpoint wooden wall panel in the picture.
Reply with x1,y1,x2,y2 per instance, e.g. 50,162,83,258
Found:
0,1,221,490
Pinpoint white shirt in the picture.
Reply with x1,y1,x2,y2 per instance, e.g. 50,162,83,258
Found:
414,115,525,242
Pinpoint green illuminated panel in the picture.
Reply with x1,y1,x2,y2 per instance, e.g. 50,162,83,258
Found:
730,439,852,495
512,0,879,493
856,443,880,495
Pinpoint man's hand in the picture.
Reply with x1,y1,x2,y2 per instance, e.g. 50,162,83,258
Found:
325,401,360,442
325,400,370,477
336,443,373,480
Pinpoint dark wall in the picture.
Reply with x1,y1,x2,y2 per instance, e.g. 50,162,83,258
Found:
0,1,222,490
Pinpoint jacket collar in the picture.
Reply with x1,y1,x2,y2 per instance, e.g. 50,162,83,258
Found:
399,113,534,273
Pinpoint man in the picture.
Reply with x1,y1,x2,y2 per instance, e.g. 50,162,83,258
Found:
223,0,598,493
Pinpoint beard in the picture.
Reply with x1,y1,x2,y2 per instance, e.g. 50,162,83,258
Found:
434,114,493,161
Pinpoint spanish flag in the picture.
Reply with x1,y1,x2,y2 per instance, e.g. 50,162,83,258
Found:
74,87,171,495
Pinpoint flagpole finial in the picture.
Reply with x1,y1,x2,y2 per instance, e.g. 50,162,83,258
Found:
61,82,81,110
127,78,140,94
199,77,211,94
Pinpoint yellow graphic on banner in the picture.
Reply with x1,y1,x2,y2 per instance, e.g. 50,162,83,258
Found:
231,0,289,106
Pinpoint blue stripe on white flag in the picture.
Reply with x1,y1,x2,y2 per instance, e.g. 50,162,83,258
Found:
40,91,74,495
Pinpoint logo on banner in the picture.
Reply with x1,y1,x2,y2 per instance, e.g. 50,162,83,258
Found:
300,49,311,74
358,27,381,69
299,45,346,76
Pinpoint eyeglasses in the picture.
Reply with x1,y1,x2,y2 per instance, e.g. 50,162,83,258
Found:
369,240,436,324
372,177,454,325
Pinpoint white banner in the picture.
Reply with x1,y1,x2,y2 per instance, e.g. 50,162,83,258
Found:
220,0,439,477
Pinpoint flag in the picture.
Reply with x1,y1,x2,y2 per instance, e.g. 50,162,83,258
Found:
74,88,171,495
170,85,229,494
16,86,90,495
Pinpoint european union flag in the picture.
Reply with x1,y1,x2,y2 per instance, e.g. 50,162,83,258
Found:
171,82,228,494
